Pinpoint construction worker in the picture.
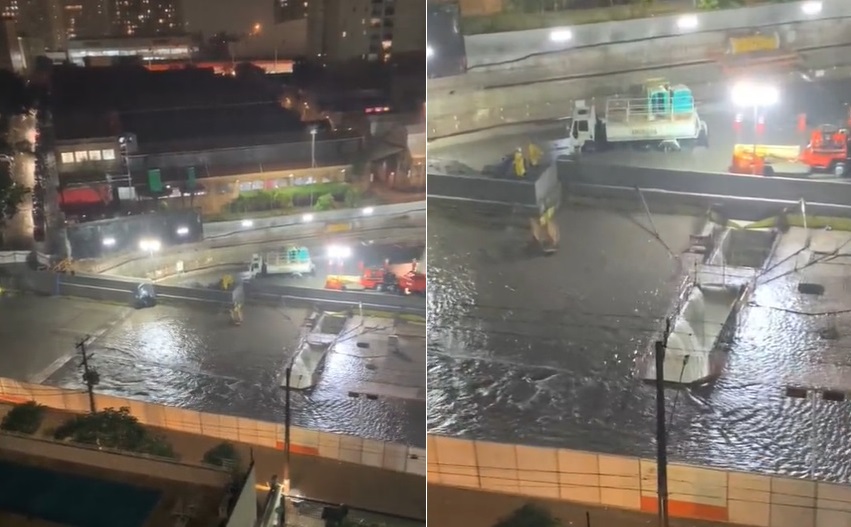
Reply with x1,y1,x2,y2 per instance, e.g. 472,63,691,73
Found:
527,143,543,167
230,302,243,326
513,147,526,178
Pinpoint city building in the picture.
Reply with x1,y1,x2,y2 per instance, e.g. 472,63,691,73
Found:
107,0,183,37
66,35,195,65
63,0,110,40
308,0,425,62
0,16,25,71
274,0,308,23
1,0,66,50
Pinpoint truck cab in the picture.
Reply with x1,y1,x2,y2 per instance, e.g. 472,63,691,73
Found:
564,100,599,155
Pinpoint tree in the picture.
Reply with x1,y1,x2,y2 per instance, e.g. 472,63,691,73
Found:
0,401,46,435
53,406,177,458
493,504,561,527
0,70,35,227
314,193,335,211
202,441,242,469
344,187,362,208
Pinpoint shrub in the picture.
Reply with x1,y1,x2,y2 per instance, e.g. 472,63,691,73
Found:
202,441,241,469
344,187,362,208
0,401,46,435
53,406,177,458
314,193,335,211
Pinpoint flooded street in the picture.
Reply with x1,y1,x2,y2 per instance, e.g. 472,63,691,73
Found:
44,303,426,446
427,204,851,482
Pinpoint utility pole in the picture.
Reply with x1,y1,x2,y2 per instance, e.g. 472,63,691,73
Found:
76,336,99,413
279,363,292,527
655,319,671,527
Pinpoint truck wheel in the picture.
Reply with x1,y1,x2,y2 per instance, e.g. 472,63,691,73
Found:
261,263,268,276
836,162,846,178
581,141,596,153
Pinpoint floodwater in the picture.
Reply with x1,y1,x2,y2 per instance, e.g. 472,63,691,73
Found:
427,204,851,482
45,254,427,446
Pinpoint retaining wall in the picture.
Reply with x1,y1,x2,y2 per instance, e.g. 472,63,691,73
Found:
428,434,851,527
0,377,426,477
463,0,849,67
427,164,560,210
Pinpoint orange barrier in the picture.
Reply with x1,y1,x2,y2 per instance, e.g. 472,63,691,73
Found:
427,435,851,526
0,377,425,477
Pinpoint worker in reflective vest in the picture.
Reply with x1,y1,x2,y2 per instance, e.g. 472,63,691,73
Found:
513,148,526,178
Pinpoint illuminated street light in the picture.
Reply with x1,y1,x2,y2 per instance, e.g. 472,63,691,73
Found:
676,14,699,31
102,237,116,247
731,81,779,173
241,219,254,228
549,29,572,43
801,1,822,16
176,226,189,236
326,244,352,260
139,238,161,253
302,213,314,223
310,128,317,169
362,206,374,216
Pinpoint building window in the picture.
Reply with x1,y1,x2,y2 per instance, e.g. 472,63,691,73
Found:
74,151,89,162
88,150,102,160
102,149,116,160
238,181,253,192
60,152,74,164
251,180,264,190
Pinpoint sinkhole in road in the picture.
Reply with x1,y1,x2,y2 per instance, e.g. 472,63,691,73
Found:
721,228,778,269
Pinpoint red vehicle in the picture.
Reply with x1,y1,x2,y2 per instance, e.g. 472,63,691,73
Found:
397,271,426,295
799,125,850,176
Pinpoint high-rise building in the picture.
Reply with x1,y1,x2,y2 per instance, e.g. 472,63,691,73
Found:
63,0,110,40
308,0,424,62
1,0,66,49
274,0,308,23
108,0,183,37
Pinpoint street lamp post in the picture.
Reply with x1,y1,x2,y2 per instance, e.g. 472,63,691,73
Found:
731,81,780,174
310,128,317,168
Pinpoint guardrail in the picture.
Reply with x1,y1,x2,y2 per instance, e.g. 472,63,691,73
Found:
427,434,851,527
0,377,426,477
0,251,29,264
204,201,426,238
464,0,848,68
558,162,851,209
9,270,425,313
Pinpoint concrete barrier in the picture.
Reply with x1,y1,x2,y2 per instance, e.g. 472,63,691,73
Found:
463,0,850,68
427,163,561,210
558,161,851,208
0,377,427,477
427,434,851,526
204,202,426,238
245,282,425,313
0,431,231,487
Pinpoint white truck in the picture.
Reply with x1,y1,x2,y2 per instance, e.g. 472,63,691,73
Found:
562,82,709,155
242,246,315,280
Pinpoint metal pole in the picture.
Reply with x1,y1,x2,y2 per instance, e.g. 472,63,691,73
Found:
655,340,669,527
810,390,817,479
281,361,293,527
310,134,316,168
752,105,759,175
77,337,96,413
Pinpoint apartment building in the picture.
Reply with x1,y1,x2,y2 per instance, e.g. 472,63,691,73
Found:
108,0,183,37
274,0,308,23
1,0,66,49
308,0,424,62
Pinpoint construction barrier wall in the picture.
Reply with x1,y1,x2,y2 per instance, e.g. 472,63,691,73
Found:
427,435,851,527
0,377,426,478
428,164,560,210
463,0,848,68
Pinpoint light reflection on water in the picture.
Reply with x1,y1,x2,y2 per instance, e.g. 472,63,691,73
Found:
46,305,425,446
427,207,851,482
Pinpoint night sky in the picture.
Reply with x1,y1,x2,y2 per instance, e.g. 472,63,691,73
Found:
183,0,273,36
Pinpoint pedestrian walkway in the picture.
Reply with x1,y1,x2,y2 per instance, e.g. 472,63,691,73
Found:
0,404,425,521
428,485,751,527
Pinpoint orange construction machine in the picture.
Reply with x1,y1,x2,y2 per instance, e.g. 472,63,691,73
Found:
325,260,426,295
730,125,851,177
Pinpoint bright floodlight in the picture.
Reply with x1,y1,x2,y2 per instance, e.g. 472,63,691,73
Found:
176,226,189,236
302,213,314,223
327,244,352,259
549,29,572,43
362,206,374,216
731,81,779,108
241,219,254,228
139,238,161,252
102,237,116,247
426,45,434,59
310,128,317,136
801,1,822,15
677,14,698,30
